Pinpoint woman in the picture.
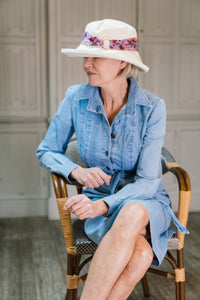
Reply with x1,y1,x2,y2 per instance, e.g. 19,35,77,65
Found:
36,19,188,299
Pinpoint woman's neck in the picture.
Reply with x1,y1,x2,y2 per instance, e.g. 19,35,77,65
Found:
100,78,129,125
100,78,128,107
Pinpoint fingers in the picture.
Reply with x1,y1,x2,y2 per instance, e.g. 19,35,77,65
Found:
71,204,91,220
63,195,92,220
63,194,83,210
96,168,111,186
83,168,111,189
70,167,111,189
83,173,100,189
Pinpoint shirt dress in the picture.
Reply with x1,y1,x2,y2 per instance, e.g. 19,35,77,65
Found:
36,77,188,266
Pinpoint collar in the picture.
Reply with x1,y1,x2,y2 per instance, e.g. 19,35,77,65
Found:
74,77,152,115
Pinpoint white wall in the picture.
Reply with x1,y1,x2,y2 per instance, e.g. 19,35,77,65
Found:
0,0,199,218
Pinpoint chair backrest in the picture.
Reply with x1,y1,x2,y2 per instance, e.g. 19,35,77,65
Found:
66,138,175,175
161,147,175,174
66,138,87,168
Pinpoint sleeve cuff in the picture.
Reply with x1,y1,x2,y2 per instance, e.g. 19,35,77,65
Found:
102,194,120,216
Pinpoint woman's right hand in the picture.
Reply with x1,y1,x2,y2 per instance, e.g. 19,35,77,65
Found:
70,166,111,189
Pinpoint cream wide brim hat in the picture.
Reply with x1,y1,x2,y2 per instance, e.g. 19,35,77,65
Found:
61,19,149,73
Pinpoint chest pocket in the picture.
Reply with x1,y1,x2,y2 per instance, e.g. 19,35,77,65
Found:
122,122,143,171
77,112,93,163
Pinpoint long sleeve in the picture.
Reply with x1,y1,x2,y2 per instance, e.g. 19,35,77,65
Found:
103,98,166,216
36,88,79,180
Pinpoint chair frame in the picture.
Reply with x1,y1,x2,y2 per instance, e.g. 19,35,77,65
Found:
51,148,191,300
144,162,191,300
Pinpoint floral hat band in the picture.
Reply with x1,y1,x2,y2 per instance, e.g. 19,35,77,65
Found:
81,31,138,51
61,19,149,72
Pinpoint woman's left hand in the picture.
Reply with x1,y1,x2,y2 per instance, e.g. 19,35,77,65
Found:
63,194,108,220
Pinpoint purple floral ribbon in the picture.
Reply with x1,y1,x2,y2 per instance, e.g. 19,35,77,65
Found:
81,32,138,51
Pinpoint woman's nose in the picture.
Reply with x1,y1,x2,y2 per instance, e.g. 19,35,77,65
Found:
84,57,93,69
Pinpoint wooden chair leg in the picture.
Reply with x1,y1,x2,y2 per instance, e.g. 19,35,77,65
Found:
177,249,185,300
175,282,185,300
176,282,180,300
66,253,81,300
66,289,74,300
141,274,150,297
179,282,185,300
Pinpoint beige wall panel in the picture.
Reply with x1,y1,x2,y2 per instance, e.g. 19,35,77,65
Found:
0,123,48,217
0,45,39,116
139,43,176,108
179,128,200,187
96,0,137,26
180,0,200,37
59,0,96,37
0,0,47,218
178,44,200,109
139,0,177,37
0,124,48,200
0,0,46,119
0,0,37,37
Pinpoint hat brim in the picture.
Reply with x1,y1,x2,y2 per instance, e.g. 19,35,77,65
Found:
61,44,149,72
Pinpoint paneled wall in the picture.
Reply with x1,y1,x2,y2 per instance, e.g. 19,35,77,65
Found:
138,0,200,211
0,0,48,217
0,0,199,218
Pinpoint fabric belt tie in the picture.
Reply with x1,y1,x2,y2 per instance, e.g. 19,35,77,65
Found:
159,201,189,234
109,172,188,235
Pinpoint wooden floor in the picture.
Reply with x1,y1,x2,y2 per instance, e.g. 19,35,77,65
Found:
0,212,199,300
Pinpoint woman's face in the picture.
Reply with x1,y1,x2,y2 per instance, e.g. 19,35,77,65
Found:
83,57,127,87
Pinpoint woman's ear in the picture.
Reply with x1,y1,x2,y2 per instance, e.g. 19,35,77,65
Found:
120,61,128,70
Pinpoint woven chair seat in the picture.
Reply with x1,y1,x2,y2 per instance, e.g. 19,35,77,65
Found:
167,236,179,250
73,219,98,255
73,219,179,254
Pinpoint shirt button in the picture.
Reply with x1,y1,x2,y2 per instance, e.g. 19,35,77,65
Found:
105,151,109,156
111,133,115,138
106,166,110,170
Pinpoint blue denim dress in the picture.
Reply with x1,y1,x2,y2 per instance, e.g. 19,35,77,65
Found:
36,77,188,266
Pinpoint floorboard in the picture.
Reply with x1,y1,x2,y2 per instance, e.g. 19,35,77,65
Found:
0,212,199,300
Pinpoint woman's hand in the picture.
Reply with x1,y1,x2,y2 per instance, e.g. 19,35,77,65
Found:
63,194,109,220
70,166,111,189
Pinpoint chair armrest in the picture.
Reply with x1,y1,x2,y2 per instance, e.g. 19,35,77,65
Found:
51,172,68,198
51,173,75,254
166,162,191,192
166,163,191,249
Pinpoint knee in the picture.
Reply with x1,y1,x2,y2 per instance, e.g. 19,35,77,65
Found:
138,243,153,267
110,203,149,240
126,242,153,276
121,203,148,226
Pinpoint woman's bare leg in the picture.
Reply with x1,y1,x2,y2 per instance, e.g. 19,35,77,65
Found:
106,235,153,299
80,203,150,300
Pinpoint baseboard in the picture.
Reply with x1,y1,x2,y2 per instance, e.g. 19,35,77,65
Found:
0,198,47,218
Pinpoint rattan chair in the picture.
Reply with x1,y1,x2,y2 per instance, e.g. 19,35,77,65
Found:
51,138,191,300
